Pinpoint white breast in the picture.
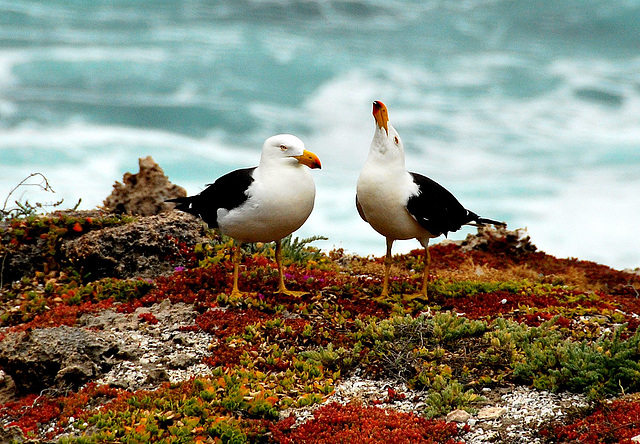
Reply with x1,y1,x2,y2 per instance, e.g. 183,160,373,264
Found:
218,165,316,243
357,163,426,241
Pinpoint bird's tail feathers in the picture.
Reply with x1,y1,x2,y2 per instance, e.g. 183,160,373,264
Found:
464,210,506,228
165,196,196,214
471,216,507,227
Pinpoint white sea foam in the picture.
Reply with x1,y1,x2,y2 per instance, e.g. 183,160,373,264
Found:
0,123,252,162
0,50,29,86
510,170,640,269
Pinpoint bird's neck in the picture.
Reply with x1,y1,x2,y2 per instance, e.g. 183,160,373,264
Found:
255,158,310,185
366,144,405,170
259,156,298,170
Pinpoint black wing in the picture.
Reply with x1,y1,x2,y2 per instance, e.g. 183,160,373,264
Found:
167,167,256,228
406,172,477,238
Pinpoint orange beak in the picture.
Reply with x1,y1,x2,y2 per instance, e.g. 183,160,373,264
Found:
372,100,389,135
295,150,322,169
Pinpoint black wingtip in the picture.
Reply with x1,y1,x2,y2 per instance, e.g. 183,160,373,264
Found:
476,217,507,227
165,196,194,213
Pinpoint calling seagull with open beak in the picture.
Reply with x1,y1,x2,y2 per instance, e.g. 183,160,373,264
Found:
356,101,506,298
169,134,321,297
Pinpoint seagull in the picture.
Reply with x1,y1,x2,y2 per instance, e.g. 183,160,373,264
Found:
168,134,321,296
356,101,505,298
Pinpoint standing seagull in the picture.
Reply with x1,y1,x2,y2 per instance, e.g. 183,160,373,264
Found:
356,101,505,298
168,134,321,296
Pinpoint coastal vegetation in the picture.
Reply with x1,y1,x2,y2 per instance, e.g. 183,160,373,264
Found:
1,206,640,443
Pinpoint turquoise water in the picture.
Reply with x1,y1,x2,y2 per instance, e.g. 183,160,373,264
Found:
1,1,639,269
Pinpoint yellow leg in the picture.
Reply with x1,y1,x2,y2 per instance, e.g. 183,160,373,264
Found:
230,241,243,297
276,239,287,294
275,239,308,297
381,238,394,297
420,243,430,298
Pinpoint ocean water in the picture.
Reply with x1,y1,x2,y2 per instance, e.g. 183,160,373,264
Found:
1,0,640,270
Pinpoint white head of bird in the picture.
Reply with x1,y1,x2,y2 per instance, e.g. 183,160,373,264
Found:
260,134,322,169
369,101,406,167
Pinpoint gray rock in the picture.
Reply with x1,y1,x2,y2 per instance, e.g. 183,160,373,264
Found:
0,424,25,443
168,353,199,369
63,211,209,280
1,209,210,286
0,300,211,395
460,226,537,254
0,369,17,404
80,309,138,332
145,367,170,385
0,326,118,394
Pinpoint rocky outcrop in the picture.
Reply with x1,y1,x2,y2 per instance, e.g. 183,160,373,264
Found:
0,300,212,396
103,156,186,216
0,326,116,394
63,211,209,280
0,210,209,286
460,225,537,254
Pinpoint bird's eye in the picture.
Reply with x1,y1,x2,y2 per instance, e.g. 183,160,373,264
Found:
279,145,287,151
393,136,399,145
